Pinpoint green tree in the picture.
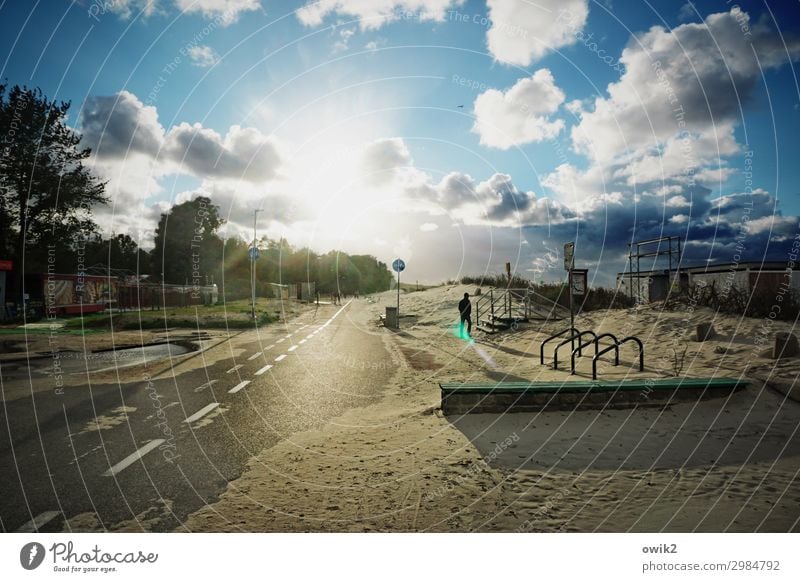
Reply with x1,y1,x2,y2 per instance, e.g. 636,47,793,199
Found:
151,196,223,284
83,233,149,274
0,84,107,295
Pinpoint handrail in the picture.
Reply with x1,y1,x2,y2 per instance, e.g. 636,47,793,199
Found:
569,330,600,374
553,330,588,369
540,327,579,364
592,335,644,380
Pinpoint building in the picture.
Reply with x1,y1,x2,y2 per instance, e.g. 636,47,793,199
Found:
617,262,800,302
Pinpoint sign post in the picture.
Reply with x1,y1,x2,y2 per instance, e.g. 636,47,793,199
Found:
564,242,575,353
251,209,261,320
392,258,405,330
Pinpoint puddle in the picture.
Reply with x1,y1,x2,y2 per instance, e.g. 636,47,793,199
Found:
33,342,193,376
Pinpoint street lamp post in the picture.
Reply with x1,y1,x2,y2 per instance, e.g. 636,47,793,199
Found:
251,209,261,320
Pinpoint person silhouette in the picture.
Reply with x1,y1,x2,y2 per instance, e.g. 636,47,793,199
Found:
458,292,472,337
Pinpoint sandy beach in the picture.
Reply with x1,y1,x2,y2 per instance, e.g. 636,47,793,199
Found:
181,285,800,532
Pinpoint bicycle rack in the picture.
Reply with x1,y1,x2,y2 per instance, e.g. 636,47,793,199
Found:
553,331,597,374
592,335,644,380
569,330,606,374
593,333,619,364
540,327,579,365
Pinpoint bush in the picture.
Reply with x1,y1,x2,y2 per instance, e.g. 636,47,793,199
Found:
459,275,635,312
669,281,799,320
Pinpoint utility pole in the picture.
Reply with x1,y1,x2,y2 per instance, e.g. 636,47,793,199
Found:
251,209,261,320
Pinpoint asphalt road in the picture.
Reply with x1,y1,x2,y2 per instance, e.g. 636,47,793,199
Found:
0,299,396,532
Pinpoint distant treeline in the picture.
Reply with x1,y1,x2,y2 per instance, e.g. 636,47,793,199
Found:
11,195,393,301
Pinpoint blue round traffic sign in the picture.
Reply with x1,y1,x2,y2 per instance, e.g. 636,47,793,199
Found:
392,259,405,273
248,247,260,260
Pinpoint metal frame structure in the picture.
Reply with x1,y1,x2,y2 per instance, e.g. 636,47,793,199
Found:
626,235,682,302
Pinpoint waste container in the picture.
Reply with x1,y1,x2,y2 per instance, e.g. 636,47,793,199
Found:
384,306,398,329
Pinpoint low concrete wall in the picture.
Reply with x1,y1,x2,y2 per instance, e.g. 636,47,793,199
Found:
441,383,745,415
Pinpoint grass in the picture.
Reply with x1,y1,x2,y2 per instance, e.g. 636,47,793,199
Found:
58,299,281,332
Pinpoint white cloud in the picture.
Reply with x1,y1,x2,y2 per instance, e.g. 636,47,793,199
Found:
486,0,589,66
92,0,158,20
572,8,800,167
419,222,439,232
80,91,165,159
360,137,413,184
187,45,220,67
296,0,462,30
174,0,261,25
164,123,283,182
472,69,565,149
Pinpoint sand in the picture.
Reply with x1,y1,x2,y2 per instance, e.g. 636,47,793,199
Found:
182,285,800,532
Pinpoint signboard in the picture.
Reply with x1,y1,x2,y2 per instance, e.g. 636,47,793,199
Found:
0,260,12,271
392,259,405,273
570,269,588,296
248,247,260,261
564,242,574,271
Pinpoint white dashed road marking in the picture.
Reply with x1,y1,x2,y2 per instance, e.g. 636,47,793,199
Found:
299,339,306,345
288,345,297,352
227,365,243,374
247,352,261,361
228,380,251,394
183,403,220,424
102,439,166,477
15,511,61,533
255,364,272,375
275,354,286,362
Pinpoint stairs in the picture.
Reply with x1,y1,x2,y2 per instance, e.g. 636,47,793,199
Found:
475,288,567,333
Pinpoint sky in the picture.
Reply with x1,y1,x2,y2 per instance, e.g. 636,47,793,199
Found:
1,0,799,286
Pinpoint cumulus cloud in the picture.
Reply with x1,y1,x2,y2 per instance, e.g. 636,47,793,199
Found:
296,0,463,30
486,0,589,66
472,69,565,149
164,123,283,182
572,8,800,167
80,91,283,182
187,45,220,67
80,91,165,159
91,0,158,20
407,169,573,228
360,137,413,184
174,0,261,24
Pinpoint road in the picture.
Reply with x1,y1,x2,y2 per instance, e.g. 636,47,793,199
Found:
0,299,395,532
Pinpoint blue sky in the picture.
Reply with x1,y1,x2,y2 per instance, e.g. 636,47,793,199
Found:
2,0,799,285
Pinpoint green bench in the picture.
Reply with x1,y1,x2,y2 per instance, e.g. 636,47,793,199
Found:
440,377,748,414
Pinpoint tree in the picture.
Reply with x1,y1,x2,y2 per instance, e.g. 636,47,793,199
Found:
83,233,149,274
151,196,224,284
0,83,108,296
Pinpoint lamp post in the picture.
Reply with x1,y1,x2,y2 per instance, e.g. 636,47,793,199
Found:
251,209,261,320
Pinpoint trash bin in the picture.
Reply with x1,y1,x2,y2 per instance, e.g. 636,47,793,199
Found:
385,306,398,329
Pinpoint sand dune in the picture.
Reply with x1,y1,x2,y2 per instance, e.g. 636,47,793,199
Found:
184,285,800,532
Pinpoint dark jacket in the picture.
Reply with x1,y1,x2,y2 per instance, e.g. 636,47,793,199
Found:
458,297,471,318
